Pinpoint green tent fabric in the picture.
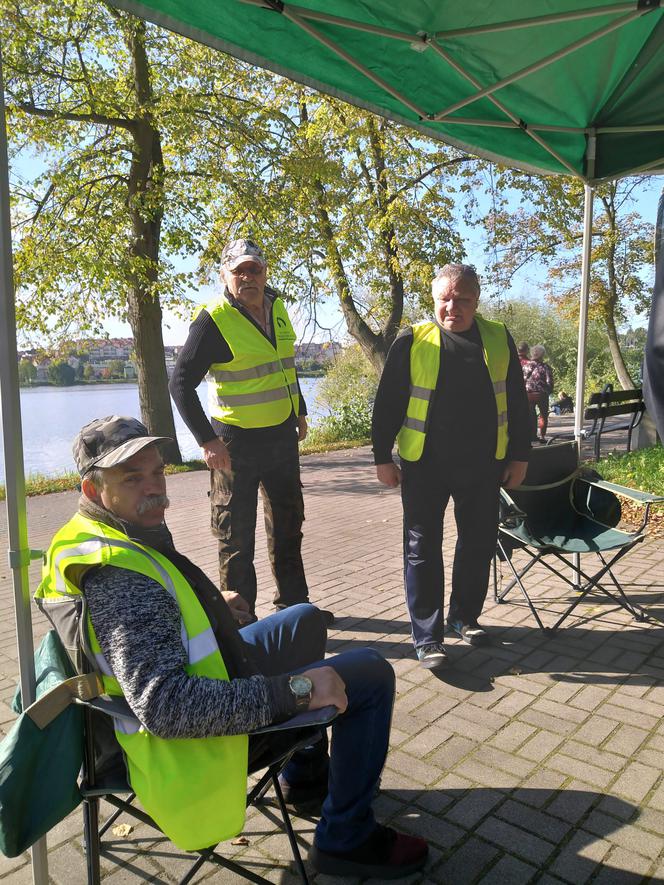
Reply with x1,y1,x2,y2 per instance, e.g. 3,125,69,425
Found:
107,0,664,183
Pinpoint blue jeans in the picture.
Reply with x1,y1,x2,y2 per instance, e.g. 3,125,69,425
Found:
401,459,501,647
240,604,395,853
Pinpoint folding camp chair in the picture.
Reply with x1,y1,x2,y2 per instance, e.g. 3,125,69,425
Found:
80,694,336,885
494,442,664,633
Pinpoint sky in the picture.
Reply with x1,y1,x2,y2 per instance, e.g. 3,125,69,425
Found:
126,177,664,346
10,140,663,349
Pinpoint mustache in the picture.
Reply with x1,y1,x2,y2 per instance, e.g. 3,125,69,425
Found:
136,495,170,515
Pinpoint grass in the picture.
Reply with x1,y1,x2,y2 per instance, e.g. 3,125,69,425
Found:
595,446,664,536
0,438,371,501
595,446,664,495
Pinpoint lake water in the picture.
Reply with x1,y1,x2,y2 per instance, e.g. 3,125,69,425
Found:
0,377,324,481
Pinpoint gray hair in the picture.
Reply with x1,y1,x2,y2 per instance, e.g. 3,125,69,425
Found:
531,344,546,360
433,263,480,297
84,466,106,489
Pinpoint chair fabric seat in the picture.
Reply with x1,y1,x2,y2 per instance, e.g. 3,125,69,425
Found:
494,441,653,632
502,518,641,554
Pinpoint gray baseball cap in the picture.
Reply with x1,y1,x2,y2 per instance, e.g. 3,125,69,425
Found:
221,238,267,271
73,416,171,477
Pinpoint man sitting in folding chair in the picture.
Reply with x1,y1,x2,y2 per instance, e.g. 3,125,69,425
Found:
35,416,428,881
495,441,663,632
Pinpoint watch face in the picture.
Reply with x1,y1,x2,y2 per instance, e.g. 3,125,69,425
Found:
290,675,312,698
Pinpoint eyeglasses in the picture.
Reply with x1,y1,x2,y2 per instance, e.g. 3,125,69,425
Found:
228,264,264,276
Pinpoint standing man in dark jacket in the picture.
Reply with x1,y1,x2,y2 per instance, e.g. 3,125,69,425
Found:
170,238,332,624
372,264,531,669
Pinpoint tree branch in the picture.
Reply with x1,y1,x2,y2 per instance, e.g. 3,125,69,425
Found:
18,101,136,132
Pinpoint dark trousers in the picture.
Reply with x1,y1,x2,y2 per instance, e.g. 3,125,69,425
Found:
527,392,549,439
400,460,502,648
241,605,395,853
210,434,308,612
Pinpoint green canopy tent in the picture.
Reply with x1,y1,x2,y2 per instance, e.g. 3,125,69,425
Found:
1,3,663,880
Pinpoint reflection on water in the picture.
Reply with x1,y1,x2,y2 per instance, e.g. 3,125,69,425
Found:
0,377,322,481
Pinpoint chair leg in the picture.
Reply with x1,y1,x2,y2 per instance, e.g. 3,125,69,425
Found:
83,797,101,885
99,792,136,838
271,770,310,885
495,549,549,632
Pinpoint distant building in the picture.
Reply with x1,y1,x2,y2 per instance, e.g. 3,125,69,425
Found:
294,342,341,366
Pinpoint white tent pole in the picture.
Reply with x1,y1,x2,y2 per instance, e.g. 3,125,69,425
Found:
0,50,49,885
572,180,594,592
574,182,595,444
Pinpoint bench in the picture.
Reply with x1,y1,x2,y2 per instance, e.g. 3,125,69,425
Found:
547,384,644,461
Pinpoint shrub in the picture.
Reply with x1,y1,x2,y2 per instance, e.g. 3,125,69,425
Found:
307,345,378,444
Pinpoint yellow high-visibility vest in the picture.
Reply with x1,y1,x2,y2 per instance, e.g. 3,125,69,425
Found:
396,315,510,461
203,296,299,428
35,513,248,851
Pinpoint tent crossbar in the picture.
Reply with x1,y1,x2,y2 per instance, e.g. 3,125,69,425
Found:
274,4,428,118
596,124,664,133
431,9,645,120
240,0,640,45
429,41,580,176
434,117,588,133
437,118,664,134
238,0,418,43
432,2,640,39
618,154,664,176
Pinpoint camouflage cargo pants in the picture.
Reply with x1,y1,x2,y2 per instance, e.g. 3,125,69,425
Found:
210,433,308,613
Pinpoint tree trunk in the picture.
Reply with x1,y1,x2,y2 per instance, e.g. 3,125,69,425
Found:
600,190,635,391
299,98,390,374
126,17,181,463
603,307,635,389
126,288,180,462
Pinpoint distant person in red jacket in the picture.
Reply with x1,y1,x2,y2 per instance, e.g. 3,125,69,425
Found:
518,343,537,439
524,345,554,442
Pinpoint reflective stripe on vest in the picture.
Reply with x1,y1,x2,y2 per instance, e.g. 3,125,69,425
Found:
35,513,248,850
203,296,299,428
396,315,510,461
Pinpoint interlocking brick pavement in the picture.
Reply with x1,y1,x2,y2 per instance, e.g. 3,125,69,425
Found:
1,443,663,883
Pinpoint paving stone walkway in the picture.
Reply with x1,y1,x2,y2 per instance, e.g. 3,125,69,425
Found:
1,436,663,884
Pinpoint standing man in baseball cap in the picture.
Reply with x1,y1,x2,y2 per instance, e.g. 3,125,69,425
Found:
170,238,333,625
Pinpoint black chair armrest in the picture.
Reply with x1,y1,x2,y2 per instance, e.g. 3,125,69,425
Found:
78,695,338,734
499,489,527,528
251,705,338,734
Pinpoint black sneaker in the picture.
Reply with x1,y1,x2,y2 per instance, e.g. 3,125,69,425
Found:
277,773,328,815
415,642,448,669
447,620,491,647
310,824,428,879
318,609,335,627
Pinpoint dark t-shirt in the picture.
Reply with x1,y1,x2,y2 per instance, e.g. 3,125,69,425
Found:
371,320,531,475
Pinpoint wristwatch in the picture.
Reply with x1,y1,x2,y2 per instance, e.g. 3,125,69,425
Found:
288,675,313,711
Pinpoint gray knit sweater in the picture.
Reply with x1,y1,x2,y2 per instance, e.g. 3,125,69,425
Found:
83,566,294,739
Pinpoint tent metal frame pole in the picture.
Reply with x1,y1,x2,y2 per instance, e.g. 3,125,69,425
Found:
432,3,641,38
432,10,643,120
575,182,595,445
241,0,638,42
275,5,428,117
0,51,49,885
428,42,580,176
572,180,595,593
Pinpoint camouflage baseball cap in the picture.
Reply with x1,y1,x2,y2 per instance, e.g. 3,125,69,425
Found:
221,238,267,271
73,416,172,477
